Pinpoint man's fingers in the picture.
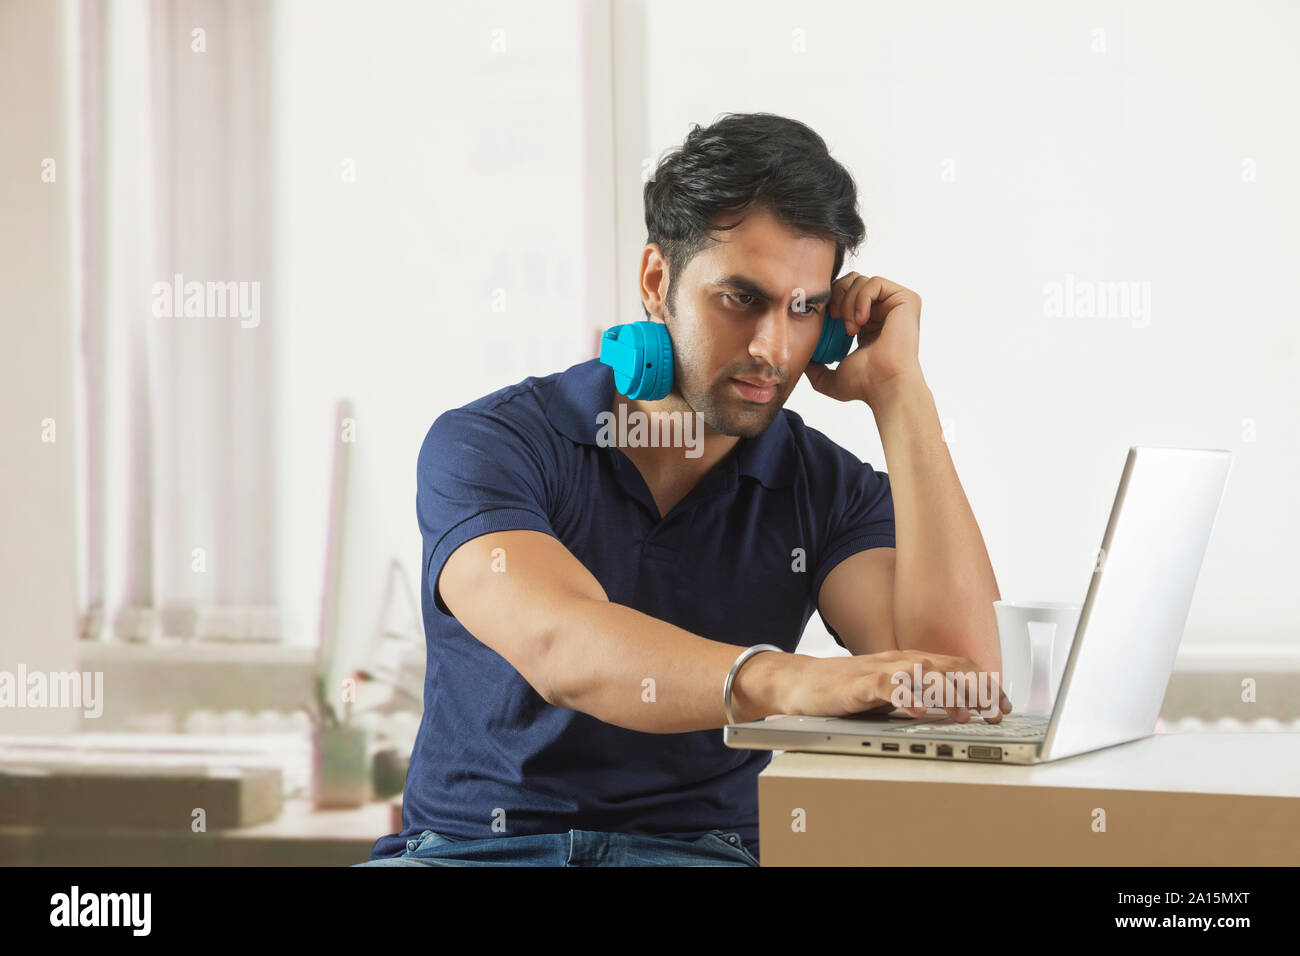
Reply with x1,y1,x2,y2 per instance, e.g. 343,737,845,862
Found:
831,272,872,333
926,654,1013,716
845,275,874,326
892,656,1009,722
828,271,860,322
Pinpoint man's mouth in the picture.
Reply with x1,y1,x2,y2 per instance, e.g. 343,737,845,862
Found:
732,377,778,402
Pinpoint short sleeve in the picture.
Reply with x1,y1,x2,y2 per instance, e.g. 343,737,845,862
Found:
417,406,560,617
811,457,896,649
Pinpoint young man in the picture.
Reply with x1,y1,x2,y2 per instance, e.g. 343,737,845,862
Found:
358,112,1007,868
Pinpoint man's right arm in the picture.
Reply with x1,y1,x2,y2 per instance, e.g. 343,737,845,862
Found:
436,528,798,733
438,529,1004,731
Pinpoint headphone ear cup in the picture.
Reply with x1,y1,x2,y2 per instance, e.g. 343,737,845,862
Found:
642,321,674,400
812,312,854,364
601,321,675,400
624,321,671,400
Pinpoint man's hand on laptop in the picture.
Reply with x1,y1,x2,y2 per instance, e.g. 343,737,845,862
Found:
777,650,1013,723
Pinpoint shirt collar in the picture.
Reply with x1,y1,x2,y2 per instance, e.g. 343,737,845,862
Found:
545,358,795,489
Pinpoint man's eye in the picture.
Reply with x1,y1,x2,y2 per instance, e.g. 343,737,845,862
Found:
724,293,819,317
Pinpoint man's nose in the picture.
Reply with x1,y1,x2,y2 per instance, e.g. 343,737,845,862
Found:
749,308,791,372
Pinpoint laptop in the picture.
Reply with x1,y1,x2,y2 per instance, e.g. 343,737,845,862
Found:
724,445,1233,766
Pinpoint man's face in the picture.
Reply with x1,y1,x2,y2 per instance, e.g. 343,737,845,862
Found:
657,206,837,438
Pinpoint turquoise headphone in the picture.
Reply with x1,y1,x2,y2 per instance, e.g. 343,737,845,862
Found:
599,307,855,400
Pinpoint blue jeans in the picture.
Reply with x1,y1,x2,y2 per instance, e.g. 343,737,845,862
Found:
352,828,760,867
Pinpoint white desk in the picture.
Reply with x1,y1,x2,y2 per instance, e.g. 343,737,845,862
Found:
756,732,1300,865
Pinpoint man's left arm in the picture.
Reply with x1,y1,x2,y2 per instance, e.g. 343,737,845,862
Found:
869,371,1002,676
805,274,1002,679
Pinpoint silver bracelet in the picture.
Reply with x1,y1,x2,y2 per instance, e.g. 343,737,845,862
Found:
723,644,784,726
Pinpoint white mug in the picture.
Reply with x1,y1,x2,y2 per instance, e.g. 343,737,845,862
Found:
992,601,1081,716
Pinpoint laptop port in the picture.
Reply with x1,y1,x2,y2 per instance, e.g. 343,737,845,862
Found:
881,742,900,752
968,745,1003,761
909,744,926,754
936,744,953,757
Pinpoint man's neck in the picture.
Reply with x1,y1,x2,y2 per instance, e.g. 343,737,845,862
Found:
611,390,739,480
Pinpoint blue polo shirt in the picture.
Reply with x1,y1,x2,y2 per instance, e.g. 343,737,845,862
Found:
368,357,895,862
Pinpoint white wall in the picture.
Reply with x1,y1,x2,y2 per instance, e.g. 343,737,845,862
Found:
271,0,597,679
9,0,1288,742
617,0,1299,661
0,0,79,732
269,0,1297,672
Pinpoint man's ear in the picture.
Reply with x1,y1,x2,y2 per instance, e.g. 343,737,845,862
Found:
639,242,671,320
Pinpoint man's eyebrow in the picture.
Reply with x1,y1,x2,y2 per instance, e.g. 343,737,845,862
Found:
712,274,833,306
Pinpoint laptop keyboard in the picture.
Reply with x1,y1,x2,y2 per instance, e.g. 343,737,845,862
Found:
896,714,1048,738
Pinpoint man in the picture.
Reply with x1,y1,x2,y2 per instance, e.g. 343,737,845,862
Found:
357,112,1008,868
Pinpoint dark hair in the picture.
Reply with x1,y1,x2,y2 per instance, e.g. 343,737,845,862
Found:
642,112,866,319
